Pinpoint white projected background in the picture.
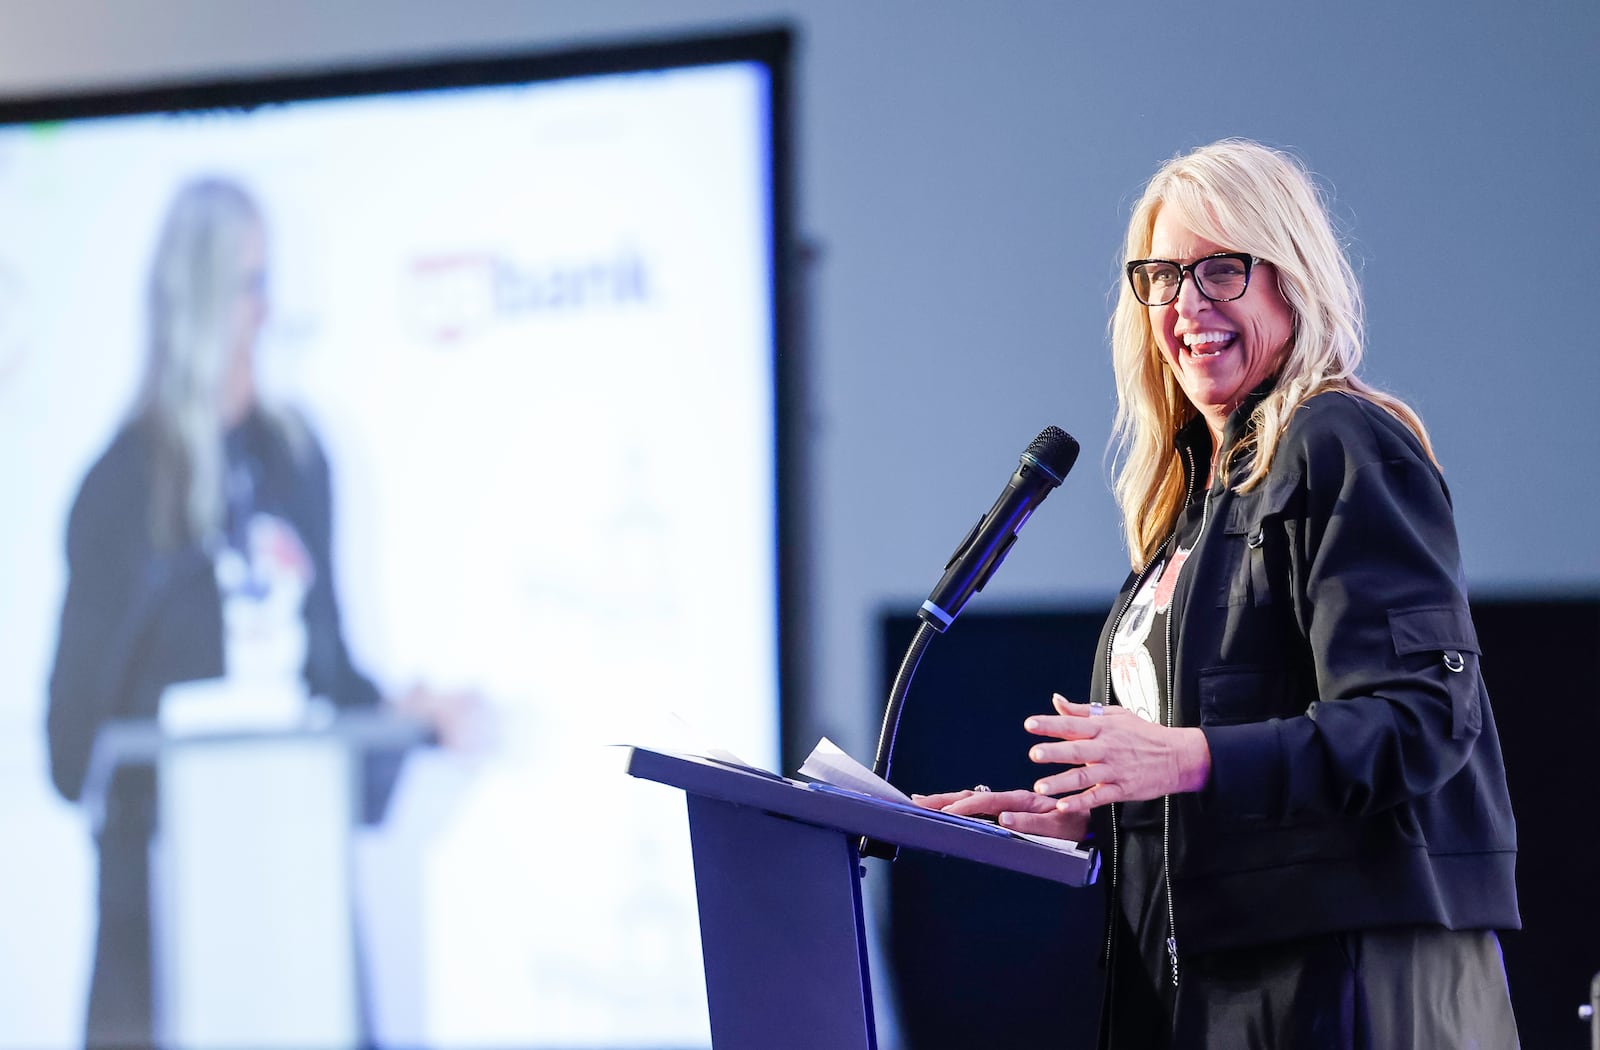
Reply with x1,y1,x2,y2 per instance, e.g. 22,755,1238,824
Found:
0,64,777,1048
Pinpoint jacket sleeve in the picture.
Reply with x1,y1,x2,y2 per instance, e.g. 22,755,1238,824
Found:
288,425,405,824
1200,402,1485,823
294,431,381,714
45,447,170,802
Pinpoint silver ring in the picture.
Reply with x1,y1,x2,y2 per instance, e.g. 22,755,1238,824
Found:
1089,702,1106,717
972,784,991,793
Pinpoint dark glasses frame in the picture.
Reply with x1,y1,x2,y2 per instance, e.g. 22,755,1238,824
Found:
1124,252,1262,307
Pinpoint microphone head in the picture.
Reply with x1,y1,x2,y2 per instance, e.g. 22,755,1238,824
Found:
1023,425,1080,483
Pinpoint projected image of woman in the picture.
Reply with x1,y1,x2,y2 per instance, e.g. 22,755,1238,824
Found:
44,177,466,1049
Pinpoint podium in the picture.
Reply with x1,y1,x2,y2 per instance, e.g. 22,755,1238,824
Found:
80,710,427,1050
624,747,1098,1050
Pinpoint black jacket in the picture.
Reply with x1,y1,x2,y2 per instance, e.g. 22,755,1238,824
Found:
46,410,386,824
1090,385,1519,956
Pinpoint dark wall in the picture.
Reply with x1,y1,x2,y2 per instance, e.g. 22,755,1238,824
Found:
1477,598,1600,1049
880,598,1600,1050
880,611,1108,1050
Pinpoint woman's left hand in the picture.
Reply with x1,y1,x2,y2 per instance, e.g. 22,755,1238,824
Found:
1026,694,1212,813
912,787,1090,841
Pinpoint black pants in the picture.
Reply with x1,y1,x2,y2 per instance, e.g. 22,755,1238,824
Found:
1104,927,1520,1049
86,826,153,1050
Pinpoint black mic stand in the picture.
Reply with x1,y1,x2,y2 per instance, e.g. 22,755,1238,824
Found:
859,619,940,861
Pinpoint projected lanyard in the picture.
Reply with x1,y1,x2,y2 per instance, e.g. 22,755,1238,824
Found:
216,435,315,682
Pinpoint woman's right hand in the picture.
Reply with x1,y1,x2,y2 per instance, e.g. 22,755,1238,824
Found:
911,788,1090,842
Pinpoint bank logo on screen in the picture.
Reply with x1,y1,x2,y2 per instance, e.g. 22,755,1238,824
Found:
404,246,651,345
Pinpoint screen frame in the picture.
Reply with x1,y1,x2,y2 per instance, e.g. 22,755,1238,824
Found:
0,24,805,764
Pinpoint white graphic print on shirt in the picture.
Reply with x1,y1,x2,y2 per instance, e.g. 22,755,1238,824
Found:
214,512,314,683
1109,547,1194,723
1110,561,1164,722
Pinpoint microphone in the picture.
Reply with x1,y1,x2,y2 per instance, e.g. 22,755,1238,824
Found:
917,425,1080,632
861,424,1080,858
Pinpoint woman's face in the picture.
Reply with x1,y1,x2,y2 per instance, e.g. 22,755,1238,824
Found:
218,222,269,427
1146,208,1295,439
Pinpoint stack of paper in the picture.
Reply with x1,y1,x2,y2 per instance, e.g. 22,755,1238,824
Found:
796,738,1089,856
797,737,912,804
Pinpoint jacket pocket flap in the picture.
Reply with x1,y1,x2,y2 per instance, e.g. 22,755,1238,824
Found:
1388,605,1481,655
1223,470,1300,534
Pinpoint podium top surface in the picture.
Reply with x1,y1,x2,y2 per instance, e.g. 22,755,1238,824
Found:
80,712,430,832
623,746,1097,888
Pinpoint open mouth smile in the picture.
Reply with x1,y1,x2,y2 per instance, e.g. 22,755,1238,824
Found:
1182,330,1235,359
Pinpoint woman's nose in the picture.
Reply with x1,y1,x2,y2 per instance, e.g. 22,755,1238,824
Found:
1173,273,1212,317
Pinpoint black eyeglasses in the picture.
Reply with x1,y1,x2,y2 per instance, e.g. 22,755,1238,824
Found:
1125,252,1262,307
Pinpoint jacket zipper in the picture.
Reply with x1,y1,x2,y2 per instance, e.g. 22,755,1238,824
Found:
1100,445,1198,971
1102,551,1162,967
1162,446,1216,988
1162,445,1197,989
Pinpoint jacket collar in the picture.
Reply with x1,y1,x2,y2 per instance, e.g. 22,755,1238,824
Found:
1172,374,1280,490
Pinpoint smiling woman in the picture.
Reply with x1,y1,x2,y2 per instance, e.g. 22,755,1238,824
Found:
917,139,1522,1050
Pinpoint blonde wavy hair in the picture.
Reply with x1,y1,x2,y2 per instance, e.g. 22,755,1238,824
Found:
130,177,296,549
1109,138,1437,568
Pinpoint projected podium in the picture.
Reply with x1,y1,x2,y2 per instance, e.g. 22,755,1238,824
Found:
80,711,426,1050
624,747,1098,1050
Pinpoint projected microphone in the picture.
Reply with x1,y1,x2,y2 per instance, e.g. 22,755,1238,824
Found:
917,425,1081,632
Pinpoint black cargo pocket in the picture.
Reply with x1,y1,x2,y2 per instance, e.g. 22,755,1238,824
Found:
1388,605,1483,740
1197,664,1291,726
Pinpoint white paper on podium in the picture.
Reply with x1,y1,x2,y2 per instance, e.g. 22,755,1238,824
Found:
797,737,913,804
798,738,1093,858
